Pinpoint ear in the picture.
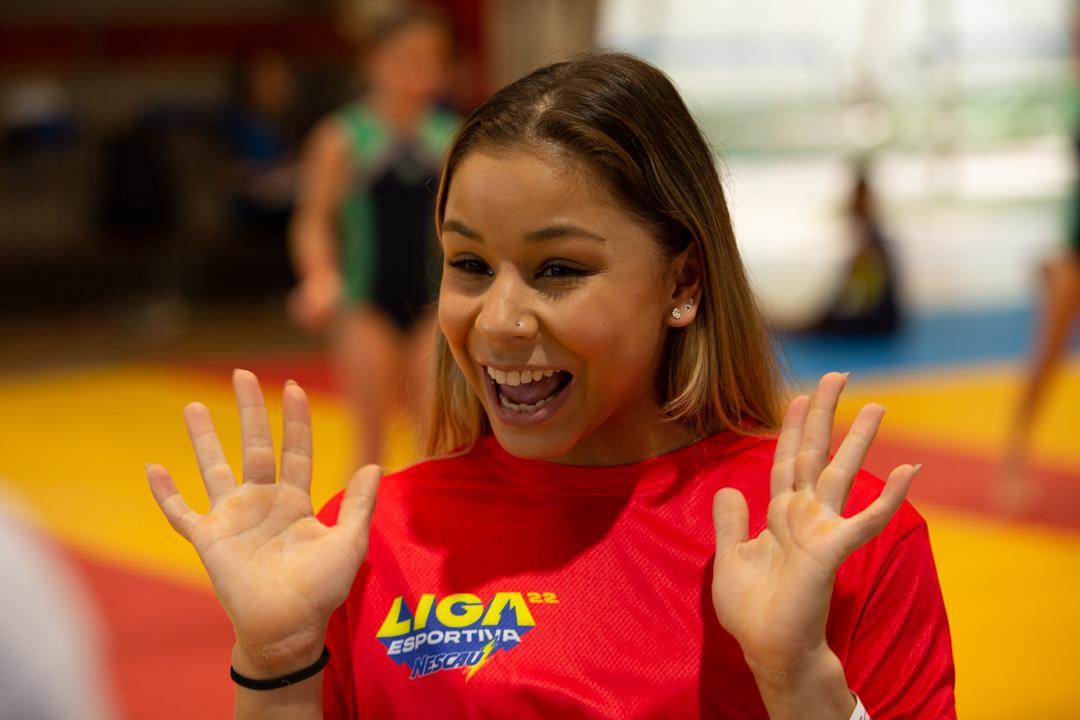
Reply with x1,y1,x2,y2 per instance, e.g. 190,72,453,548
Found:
665,242,703,328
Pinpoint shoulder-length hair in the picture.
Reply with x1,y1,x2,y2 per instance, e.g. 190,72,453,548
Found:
424,52,782,457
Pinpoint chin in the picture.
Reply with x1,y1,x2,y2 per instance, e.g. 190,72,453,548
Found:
487,422,578,461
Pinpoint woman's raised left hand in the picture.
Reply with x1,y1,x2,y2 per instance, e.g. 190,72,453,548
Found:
710,372,918,695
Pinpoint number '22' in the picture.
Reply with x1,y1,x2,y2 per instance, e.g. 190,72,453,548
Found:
527,592,559,604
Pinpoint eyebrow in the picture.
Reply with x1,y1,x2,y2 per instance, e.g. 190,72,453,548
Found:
441,219,607,244
526,224,607,243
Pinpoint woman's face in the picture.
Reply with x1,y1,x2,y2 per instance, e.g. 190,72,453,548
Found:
438,147,698,466
369,23,451,104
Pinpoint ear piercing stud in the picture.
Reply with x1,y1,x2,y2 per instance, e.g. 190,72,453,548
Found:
672,298,694,320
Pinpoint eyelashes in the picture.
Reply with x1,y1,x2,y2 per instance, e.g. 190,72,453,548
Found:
447,257,590,282
538,262,588,279
447,258,492,276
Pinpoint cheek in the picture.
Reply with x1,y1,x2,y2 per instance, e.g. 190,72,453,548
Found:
564,291,664,390
437,290,472,364
441,310,486,402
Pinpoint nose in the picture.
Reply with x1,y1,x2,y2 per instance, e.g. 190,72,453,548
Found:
475,268,537,344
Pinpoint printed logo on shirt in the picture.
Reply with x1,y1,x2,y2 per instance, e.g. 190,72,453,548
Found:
376,591,556,680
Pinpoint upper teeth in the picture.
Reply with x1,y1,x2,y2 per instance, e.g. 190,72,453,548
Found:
486,367,556,386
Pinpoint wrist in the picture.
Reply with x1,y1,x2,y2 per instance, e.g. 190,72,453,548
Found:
232,646,330,691
232,634,327,680
748,647,855,720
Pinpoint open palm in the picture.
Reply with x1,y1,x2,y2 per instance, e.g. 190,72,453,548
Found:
711,372,918,676
147,370,379,671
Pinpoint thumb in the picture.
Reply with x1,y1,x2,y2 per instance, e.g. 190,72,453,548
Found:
712,487,749,559
337,464,382,545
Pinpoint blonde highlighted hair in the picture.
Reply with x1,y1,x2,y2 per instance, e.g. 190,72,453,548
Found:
425,52,782,456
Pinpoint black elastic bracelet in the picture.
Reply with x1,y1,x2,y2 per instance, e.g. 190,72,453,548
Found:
230,646,331,691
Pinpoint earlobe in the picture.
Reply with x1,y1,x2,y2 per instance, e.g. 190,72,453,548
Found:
669,297,695,325
668,243,703,325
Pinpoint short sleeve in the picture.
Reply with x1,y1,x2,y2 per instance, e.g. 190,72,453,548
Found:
845,524,956,718
317,492,356,720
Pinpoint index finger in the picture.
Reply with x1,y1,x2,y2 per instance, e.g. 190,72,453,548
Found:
184,402,236,502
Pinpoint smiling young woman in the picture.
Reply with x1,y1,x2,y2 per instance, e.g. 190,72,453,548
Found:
436,146,708,465
147,53,955,720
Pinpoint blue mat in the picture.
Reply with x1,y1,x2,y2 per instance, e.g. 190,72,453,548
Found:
774,305,1079,382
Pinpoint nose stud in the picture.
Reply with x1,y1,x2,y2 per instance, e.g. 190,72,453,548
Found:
515,320,523,328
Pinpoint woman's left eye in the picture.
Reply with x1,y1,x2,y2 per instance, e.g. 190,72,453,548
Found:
448,257,492,275
537,263,586,279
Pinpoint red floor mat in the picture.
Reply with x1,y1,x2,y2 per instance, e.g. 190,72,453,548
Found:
848,434,1080,530
70,549,234,720
174,352,340,397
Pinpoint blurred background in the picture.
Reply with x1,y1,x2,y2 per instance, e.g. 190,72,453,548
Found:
1,0,1078,718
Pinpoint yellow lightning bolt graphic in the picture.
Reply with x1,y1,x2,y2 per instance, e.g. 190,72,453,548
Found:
464,640,496,681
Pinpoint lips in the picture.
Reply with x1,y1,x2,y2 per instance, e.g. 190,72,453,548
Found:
480,365,574,424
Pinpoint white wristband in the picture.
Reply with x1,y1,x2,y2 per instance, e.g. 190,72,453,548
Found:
849,693,870,720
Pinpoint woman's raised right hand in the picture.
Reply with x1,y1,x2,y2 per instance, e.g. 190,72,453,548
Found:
147,369,380,676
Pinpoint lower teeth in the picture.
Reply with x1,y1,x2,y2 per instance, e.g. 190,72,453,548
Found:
499,390,557,413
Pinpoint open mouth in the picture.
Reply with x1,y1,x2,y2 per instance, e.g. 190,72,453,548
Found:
484,365,573,414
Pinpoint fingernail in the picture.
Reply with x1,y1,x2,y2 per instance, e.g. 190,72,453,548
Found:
913,463,923,474
144,462,152,472
285,379,298,387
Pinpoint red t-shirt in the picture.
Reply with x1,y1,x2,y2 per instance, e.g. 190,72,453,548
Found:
317,432,956,719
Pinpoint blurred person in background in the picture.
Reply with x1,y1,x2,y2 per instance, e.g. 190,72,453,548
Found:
288,5,459,472
0,489,116,720
224,49,302,244
808,160,901,337
2,77,76,157
1001,4,1080,507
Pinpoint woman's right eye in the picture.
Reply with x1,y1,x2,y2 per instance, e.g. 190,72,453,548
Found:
448,257,492,276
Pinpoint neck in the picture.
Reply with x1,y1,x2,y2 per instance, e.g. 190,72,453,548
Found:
549,411,701,467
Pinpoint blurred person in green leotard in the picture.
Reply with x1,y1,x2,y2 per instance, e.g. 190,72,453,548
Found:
289,7,458,471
